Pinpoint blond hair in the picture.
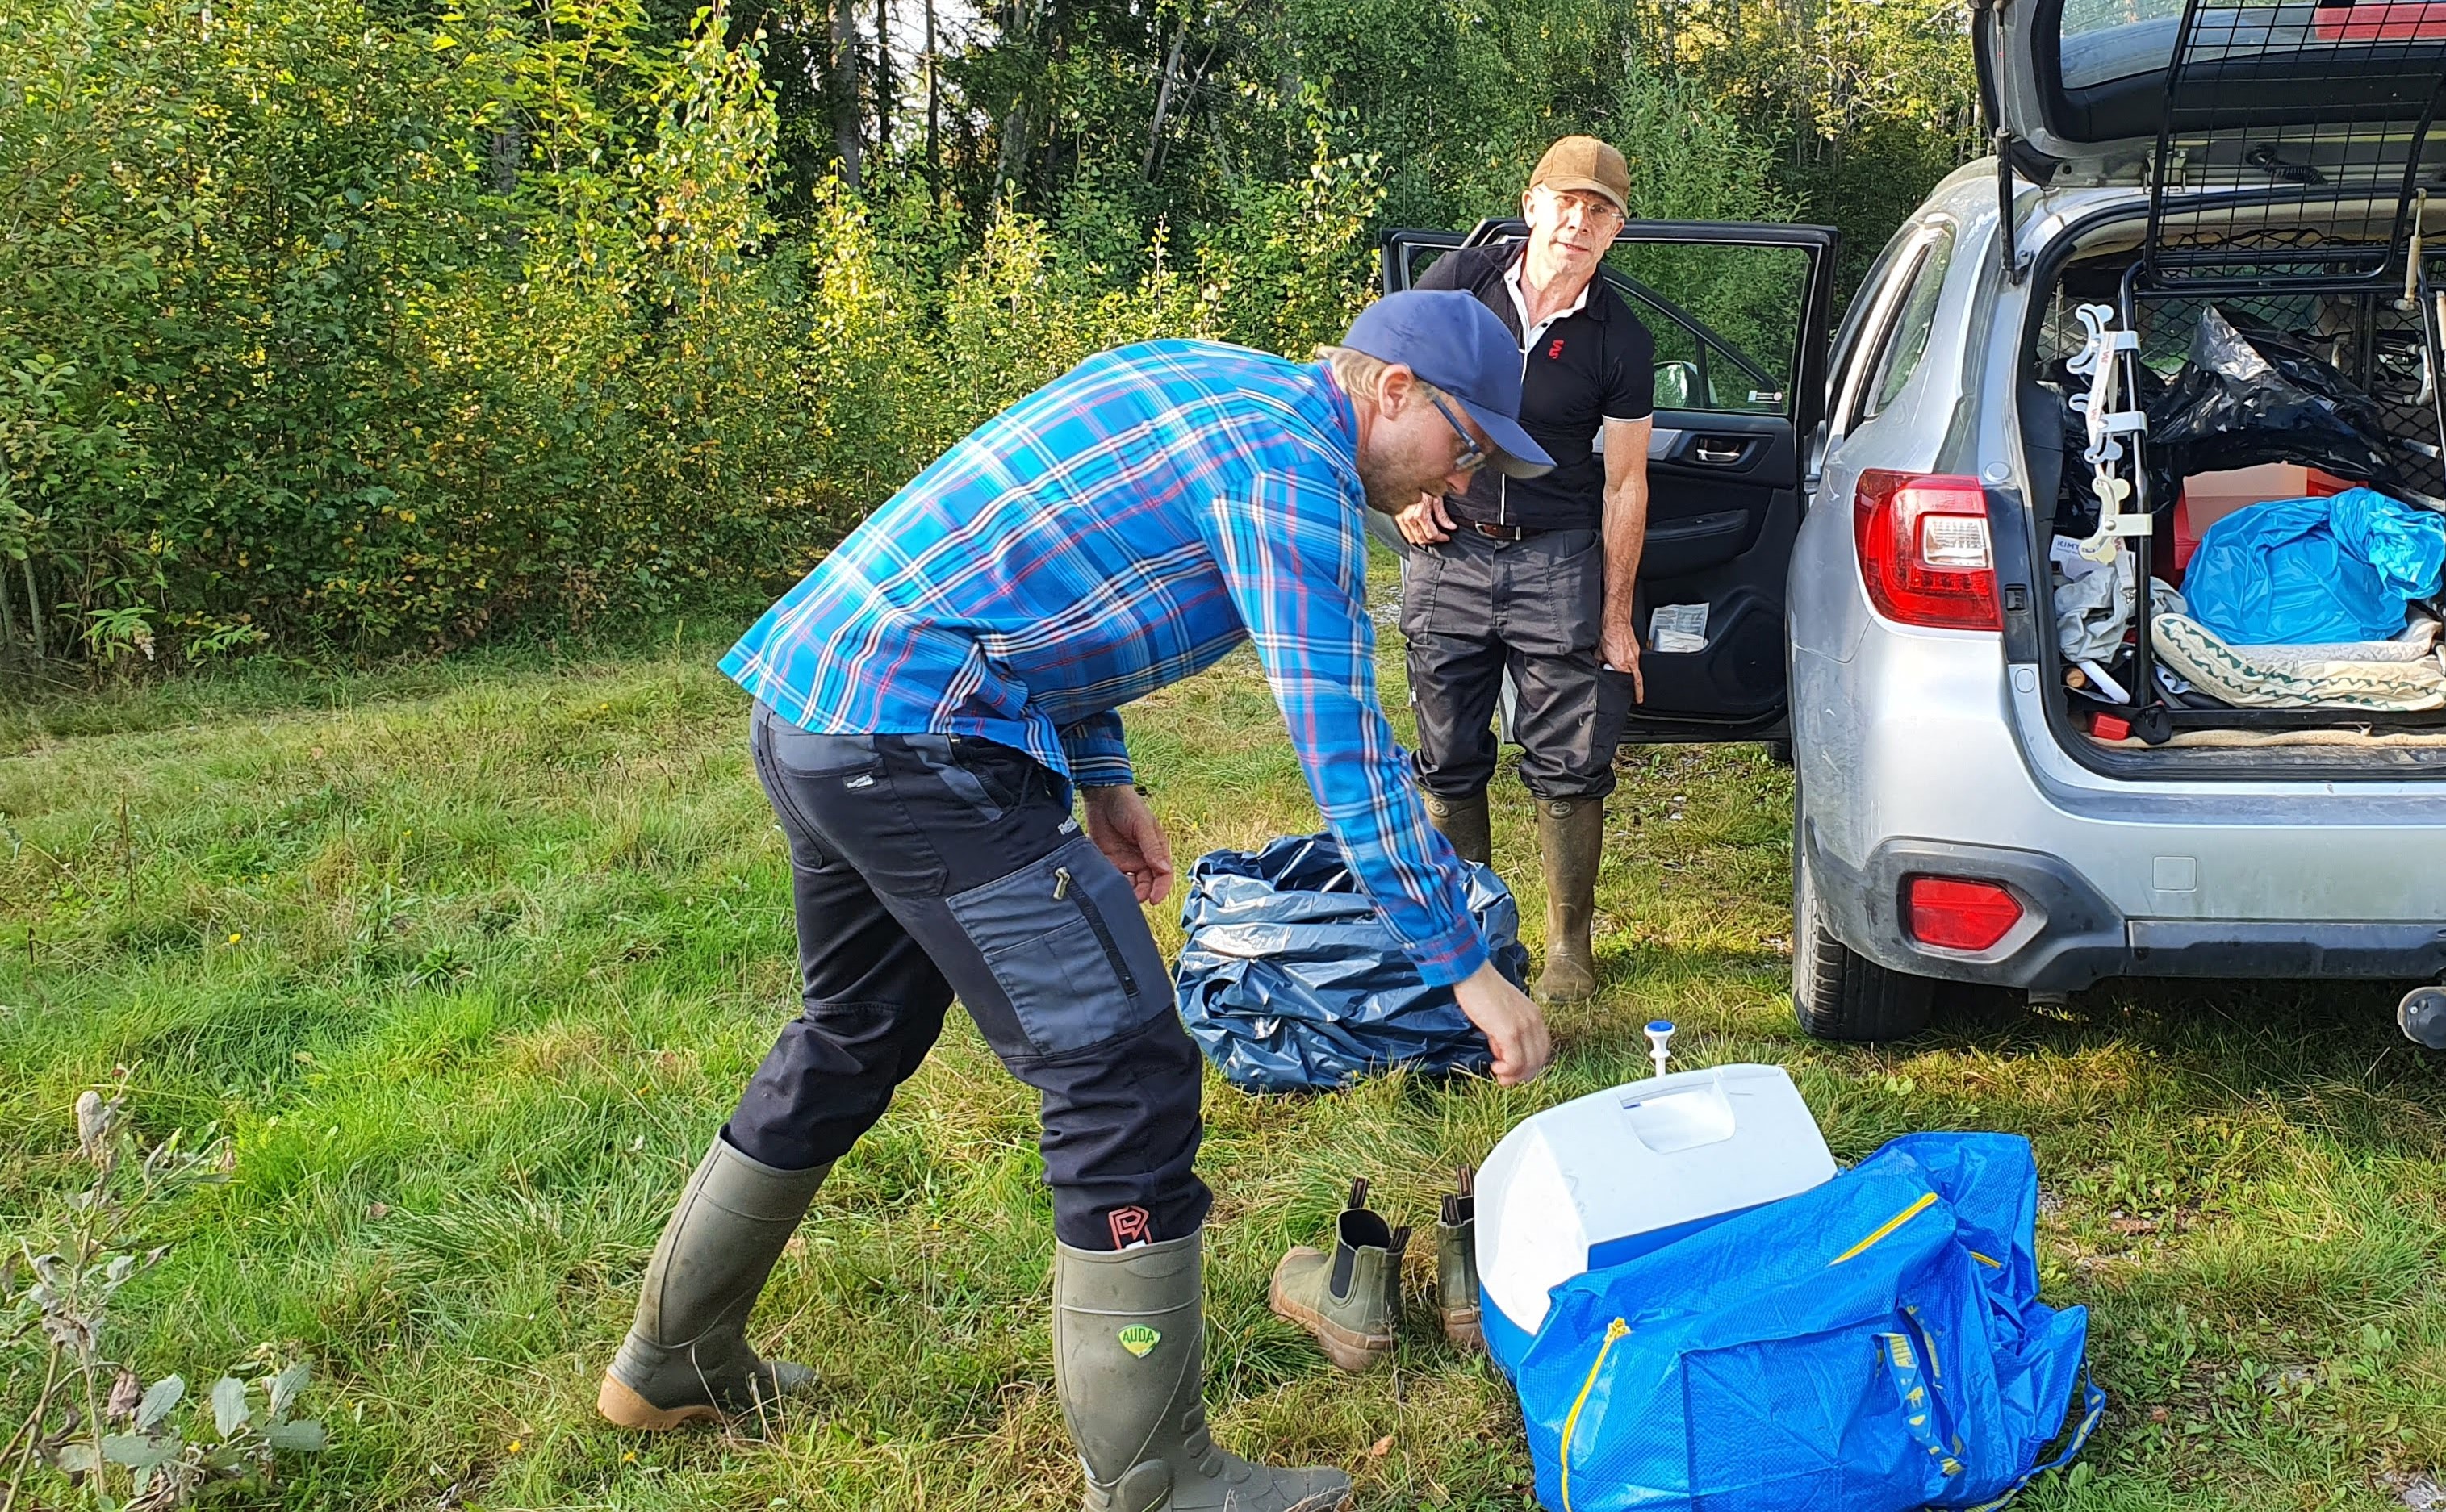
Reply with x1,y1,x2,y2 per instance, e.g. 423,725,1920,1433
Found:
1314,345,1447,407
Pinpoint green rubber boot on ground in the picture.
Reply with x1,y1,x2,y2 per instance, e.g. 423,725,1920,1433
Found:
598,1136,830,1431
1422,790,1492,867
1436,1167,1482,1351
1267,1180,1409,1372
1535,796,1605,1003
1055,1229,1351,1512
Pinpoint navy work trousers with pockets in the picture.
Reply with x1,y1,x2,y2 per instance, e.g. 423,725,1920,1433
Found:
725,701,1210,1253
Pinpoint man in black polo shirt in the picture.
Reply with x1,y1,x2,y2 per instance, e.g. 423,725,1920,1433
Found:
1398,136,1655,1004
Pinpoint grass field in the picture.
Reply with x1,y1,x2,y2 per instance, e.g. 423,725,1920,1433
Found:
4,567,2444,1510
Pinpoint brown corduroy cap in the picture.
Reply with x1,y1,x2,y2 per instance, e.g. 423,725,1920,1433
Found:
1528,136,1631,217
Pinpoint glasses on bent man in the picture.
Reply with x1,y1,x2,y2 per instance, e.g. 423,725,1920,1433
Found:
1430,395,1488,474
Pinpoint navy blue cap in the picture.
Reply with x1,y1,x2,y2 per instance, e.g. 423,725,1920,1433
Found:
1340,290,1555,478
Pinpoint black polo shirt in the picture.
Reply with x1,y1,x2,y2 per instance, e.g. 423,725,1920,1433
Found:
1416,244,1655,533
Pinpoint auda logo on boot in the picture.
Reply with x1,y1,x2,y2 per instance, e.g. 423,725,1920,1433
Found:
1117,1326,1161,1358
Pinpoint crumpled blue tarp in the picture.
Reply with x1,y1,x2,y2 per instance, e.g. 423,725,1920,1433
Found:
2184,486,2446,645
1171,833,1529,1093
1513,1132,2103,1512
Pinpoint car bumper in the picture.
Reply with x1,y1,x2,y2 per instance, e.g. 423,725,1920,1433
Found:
1793,628,2446,993
1807,829,2446,992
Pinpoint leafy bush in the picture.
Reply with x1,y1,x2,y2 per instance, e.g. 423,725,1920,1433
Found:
0,0,1955,667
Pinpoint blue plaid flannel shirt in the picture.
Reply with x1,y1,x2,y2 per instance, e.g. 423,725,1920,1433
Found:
721,338,1489,986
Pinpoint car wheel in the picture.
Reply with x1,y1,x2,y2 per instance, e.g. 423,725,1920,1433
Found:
1764,739,1793,767
1791,801,1934,1042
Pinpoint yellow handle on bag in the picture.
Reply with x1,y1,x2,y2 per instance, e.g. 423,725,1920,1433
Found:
1558,1317,1632,1512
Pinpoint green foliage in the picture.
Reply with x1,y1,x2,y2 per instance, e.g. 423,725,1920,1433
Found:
3,1080,328,1506
0,0,1977,665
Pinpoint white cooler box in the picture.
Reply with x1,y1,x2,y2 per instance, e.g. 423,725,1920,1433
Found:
1476,1063,1838,1372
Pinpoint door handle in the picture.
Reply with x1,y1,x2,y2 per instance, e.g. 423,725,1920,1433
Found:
1692,439,1748,465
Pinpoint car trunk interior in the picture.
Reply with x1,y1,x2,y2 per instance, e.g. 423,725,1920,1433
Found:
1995,0,2446,770
2019,198,2446,766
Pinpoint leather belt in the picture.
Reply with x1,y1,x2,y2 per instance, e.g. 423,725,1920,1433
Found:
1461,519,1540,541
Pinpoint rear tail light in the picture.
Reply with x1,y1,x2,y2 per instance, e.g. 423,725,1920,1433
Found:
1854,470,2001,630
2314,1,2446,41
1905,876,2022,952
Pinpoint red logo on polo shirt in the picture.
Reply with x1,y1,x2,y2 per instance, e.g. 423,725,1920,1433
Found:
1548,338,1566,360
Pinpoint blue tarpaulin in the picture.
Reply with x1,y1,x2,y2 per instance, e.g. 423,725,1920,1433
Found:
1513,1133,2102,1512
1171,833,1529,1093
2184,487,2446,645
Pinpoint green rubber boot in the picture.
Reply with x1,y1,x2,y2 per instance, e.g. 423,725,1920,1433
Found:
1422,790,1492,867
1535,796,1605,1003
598,1136,830,1430
1436,1167,1482,1351
1055,1230,1351,1512
1267,1180,1408,1372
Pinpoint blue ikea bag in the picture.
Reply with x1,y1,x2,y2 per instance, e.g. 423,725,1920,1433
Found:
1514,1133,2102,1512
1171,833,1530,1093
2183,487,2446,644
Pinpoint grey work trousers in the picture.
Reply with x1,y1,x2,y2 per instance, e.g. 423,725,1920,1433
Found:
1399,525,1633,804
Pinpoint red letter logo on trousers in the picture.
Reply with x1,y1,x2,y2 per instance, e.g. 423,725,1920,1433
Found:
1107,1205,1153,1248
1548,338,1565,360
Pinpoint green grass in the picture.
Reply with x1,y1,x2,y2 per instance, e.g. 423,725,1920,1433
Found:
4,566,2444,1510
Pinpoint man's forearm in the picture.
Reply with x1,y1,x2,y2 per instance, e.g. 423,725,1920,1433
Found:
1602,474,1648,628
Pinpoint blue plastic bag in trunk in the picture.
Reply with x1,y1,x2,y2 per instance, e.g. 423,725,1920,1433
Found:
2183,487,2446,645
1516,1133,2102,1512
1171,833,1530,1093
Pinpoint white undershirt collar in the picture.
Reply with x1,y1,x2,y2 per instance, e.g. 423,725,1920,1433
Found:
1503,249,1594,351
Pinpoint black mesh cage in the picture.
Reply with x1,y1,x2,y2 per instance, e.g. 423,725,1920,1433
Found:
2143,0,2446,292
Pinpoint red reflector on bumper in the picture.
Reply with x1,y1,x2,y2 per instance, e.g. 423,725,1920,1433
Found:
1905,876,2023,952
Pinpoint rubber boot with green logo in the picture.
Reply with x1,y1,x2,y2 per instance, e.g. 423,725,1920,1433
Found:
597,1136,830,1431
1436,1167,1482,1351
1267,1180,1408,1372
1054,1230,1350,1512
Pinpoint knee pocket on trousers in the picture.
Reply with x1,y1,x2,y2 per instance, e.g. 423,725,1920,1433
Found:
947,837,1162,1058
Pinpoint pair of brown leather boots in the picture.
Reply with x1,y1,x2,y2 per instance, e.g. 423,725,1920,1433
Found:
1265,1172,1481,1371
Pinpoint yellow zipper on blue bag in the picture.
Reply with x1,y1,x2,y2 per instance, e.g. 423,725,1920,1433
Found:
1558,1317,1631,1512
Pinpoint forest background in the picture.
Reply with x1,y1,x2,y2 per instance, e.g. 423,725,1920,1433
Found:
0,0,1983,667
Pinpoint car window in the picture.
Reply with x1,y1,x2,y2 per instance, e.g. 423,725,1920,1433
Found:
1829,225,1917,381
1601,240,1815,418
2058,0,2186,88
1859,224,1955,424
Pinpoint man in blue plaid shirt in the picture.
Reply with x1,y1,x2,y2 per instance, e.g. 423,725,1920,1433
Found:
601,293,1554,1512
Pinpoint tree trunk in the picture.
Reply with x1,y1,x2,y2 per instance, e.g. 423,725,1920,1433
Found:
830,0,863,188
1142,9,1190,178
489,120,523,194
19,556,44,662
874,0,893,154
925,0,939,193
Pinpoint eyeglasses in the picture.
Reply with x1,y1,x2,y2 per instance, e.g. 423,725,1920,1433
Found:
1544,189,1625,226
1430,395,1487,473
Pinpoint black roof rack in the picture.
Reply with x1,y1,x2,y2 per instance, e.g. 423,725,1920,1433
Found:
2143,0,2446,294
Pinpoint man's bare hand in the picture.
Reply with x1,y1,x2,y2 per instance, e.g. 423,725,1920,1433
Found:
1603,619,1645,703
1453,959,1553,1085
1082,783,1175,904
1397,491,1457,547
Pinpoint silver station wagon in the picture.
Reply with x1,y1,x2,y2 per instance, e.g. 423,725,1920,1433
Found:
1386,0,2446,1046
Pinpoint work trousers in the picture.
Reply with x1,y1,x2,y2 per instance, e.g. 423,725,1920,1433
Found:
723,701,1208,1252
1400,525,1633,803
